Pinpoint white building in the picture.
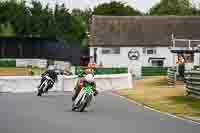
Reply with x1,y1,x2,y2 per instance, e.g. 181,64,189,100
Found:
89,16,200,68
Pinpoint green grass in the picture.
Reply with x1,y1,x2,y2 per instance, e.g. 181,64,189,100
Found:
166,96,200,114
151,78,169,86
118,76,200,120
0,67,45,76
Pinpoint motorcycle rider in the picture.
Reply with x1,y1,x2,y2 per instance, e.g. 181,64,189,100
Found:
37,65,58,93
72,68,98,101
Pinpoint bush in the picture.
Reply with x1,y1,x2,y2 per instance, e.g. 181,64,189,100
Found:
0,60,16,67
28,69,35,76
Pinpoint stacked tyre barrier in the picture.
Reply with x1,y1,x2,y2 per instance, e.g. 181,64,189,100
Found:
142,67,168,76
185,70,200,98
167,67,176,86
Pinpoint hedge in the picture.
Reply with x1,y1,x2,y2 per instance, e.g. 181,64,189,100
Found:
0,60,16,67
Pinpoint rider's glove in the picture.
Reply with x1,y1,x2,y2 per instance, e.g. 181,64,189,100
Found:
94,90,98,96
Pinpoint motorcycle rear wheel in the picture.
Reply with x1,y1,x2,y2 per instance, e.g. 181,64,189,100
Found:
78,94,90,112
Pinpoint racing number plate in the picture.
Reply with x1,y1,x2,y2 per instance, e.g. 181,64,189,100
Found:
84,85,93,94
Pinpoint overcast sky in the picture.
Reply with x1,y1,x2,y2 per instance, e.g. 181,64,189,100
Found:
27,0,200,13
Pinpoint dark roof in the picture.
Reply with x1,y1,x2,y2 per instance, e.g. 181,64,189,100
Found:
90,15,200,47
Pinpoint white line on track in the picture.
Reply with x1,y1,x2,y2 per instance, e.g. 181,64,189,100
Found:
110,92,200,125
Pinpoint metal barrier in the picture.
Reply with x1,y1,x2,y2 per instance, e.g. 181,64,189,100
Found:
167,67,176,86
185,70,200,98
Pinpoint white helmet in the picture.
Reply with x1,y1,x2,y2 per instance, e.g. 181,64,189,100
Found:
48,65,54,70
85,74,95,83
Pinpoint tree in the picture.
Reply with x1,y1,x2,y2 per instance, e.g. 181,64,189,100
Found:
0,1,73,41
71,8,92,26
93,1,142,16
191,7,200,15
149,0,194,15
0,23,16,36
71,8,92,47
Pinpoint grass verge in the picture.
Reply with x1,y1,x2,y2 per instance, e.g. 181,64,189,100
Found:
118,76,200,121
0,67,45,76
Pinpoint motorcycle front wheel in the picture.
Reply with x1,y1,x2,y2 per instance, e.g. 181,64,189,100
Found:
78,94,90,112
37,84,46,96
72,103,77,111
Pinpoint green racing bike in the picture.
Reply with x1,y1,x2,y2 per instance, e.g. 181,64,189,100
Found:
72,82,95,112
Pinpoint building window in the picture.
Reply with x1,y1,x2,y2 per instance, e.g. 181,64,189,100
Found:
143,47,156,55
151,60,164,67
147,49,154,54
102,47,120,54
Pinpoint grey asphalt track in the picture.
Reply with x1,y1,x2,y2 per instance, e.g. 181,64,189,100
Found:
0,92,200,133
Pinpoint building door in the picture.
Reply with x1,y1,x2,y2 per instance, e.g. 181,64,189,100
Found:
151,60,164,66
94,48,97,63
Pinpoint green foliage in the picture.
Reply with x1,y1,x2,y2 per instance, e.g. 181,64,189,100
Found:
0,59,16,67
0,0,83,43
70,8,92,48
0,0,200,48
93,1,142,16
149,0,195,15
0,23,16,36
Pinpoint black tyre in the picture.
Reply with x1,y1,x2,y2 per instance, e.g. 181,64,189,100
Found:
79,95,89,112
72,95,82,111
72,103,77,111
79,101,87,112
37,89,42,96
37,84,45,96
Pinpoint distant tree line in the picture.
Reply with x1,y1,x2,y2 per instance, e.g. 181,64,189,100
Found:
0,0,200,47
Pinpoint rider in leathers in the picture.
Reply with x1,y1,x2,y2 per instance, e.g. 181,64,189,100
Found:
72,68,98,101
38,66,58,93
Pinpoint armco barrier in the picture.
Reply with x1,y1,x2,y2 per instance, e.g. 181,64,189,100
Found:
167,67,176,86
185,70,200,98
0,74,132,93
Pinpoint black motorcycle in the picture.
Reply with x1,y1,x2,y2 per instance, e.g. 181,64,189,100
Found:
37,75,54,96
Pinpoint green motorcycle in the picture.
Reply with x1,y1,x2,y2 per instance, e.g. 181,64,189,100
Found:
72,82,95,112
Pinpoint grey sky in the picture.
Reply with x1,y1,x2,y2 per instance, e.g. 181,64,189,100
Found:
28,0,200,13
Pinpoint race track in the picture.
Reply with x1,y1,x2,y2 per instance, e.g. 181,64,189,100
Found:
0,92,199,133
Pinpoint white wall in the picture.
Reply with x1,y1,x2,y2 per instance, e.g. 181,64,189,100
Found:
0,74,132,93
194,53,200,66
16,59,72,70
90,47,175,67
16,59,47,68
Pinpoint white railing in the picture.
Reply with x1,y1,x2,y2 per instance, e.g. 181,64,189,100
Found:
171,33,200,48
